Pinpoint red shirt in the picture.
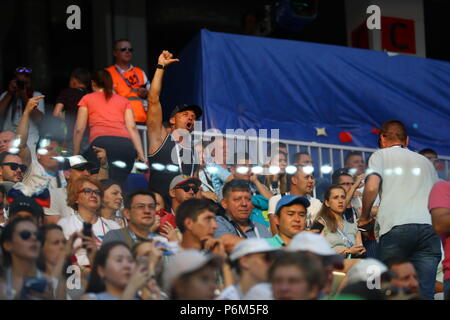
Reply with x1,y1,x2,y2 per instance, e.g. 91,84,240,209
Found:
78,91,132,143
428,181,450,280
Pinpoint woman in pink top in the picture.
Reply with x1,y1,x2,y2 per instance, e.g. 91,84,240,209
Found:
73,70,145,184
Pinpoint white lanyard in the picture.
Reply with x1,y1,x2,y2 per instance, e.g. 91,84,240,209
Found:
174,141,195,177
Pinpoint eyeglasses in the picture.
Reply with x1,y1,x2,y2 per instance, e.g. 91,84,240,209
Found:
132,204,156,211
176,185,200,193
2,162,27,172
16,67,32,74
18,230,42,241
118,47,133,53
78,188,101,197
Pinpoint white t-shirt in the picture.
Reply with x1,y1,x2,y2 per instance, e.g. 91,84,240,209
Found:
22,158,73,217
268,193,322,225
58,214,121,266
368,146,439,237
0,91,45,151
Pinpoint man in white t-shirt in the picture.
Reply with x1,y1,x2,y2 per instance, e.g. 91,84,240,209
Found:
0,67,45,153
15,96,71,224
217,238,278,300
360,120,441,300
268,165,322,232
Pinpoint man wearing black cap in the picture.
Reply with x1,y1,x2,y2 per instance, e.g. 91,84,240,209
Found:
146,50,202,200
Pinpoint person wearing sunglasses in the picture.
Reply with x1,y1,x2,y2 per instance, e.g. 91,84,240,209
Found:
0,217,56,300
168,175,202,215
0,67,45,154
58,176,121,269
106,39,149,123
0,151,26,183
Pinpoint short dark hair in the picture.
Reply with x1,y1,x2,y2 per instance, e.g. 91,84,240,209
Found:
291,152,310,164
113,38,131,50
175,198,218,233
268,251,324,294
331,168,352,184
70,68,91,88
380,120,407,143
344,151,363,166
0,151,14,165
222,180,252,199
124,189,156,209
384,256,412,269
418,148,438,157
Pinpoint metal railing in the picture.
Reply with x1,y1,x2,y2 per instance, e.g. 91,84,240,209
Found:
138,125,450,181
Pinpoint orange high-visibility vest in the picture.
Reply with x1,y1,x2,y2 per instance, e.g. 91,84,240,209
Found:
106,65,147,123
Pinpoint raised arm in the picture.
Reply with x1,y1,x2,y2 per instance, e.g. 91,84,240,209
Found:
73,107,88,155
146,50,179,155
16,95,45,167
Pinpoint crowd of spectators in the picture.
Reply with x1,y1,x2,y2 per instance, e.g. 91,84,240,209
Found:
0,43,449,301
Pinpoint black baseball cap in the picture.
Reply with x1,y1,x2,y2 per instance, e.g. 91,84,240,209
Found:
9,196,44,218
170,104,203,119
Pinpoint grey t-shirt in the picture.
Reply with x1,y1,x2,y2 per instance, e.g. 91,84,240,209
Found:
322,218,358,250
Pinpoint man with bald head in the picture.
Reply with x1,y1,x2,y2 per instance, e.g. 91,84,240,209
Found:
360,120,441,300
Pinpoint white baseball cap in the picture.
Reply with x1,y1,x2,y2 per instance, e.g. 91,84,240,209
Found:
287,232,344,268
229,239,279,262
347,259,388,285
162,249,222,292
67,155,93,169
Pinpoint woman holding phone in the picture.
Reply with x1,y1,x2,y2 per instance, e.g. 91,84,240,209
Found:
0,218,55,300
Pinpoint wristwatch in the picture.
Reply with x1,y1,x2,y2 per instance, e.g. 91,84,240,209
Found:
156,64,165,70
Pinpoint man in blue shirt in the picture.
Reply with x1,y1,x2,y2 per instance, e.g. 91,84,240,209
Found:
215,180,272,253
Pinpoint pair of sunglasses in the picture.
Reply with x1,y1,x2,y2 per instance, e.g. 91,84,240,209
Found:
19,230,42,241
176,185,200,193
119,47,133,52
16,67,32,74
2,162,27,172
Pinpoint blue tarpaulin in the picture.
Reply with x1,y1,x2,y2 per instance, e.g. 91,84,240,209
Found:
161,29,450,156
